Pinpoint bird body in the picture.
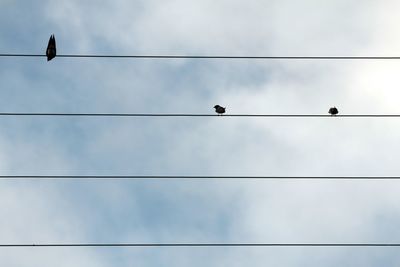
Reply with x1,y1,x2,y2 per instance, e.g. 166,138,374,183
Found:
329,107,339,116
46,34,56,61
214,105,226,115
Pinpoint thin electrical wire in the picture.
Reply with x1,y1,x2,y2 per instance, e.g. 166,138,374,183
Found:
1,175,400,180
1,243,400,247
0,113,399,117
2,54,400,60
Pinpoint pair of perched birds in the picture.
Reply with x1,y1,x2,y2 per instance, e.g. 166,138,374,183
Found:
214,105,339,115
46,34,340,117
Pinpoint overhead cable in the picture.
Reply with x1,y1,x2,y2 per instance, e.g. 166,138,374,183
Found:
1,243,400,247
1,175,400,180
2,54,400,60
0,113,400,117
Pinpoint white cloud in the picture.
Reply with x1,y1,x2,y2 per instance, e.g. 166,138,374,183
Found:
2,0,400,266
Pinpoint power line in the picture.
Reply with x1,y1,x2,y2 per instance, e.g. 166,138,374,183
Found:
1,243,400,247
0,113,400,117
2,54,400,60
1,175,400,180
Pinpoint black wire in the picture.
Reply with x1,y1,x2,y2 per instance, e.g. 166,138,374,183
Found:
1,243,400,247
1,175,400,180
0,113,399,117
2,54,400,60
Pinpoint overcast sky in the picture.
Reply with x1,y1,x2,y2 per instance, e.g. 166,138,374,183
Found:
1,0,400,266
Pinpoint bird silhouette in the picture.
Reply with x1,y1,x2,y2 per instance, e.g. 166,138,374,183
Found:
214,105,226,115
329,107,339,116
46,34,56,61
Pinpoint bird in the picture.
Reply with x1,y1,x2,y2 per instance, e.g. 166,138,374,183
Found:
329,106,339,116
46,34,56,61
214,105,226,115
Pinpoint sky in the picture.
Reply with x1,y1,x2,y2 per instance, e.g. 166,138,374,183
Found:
1,0,400,266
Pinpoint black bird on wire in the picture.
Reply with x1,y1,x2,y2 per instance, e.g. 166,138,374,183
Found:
46,34,56,61
214,105,226,115
329,106,339,116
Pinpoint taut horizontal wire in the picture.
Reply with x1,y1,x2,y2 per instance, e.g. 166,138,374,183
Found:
0,113,400,117
2,54,400,60
1,175,400,180
1,243,400,247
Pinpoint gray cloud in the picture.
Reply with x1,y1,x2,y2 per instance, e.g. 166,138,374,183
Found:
1,0,400,266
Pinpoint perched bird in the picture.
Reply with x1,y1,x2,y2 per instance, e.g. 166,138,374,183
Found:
214,105,226,115
46,34,56,61
329,106,339,116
